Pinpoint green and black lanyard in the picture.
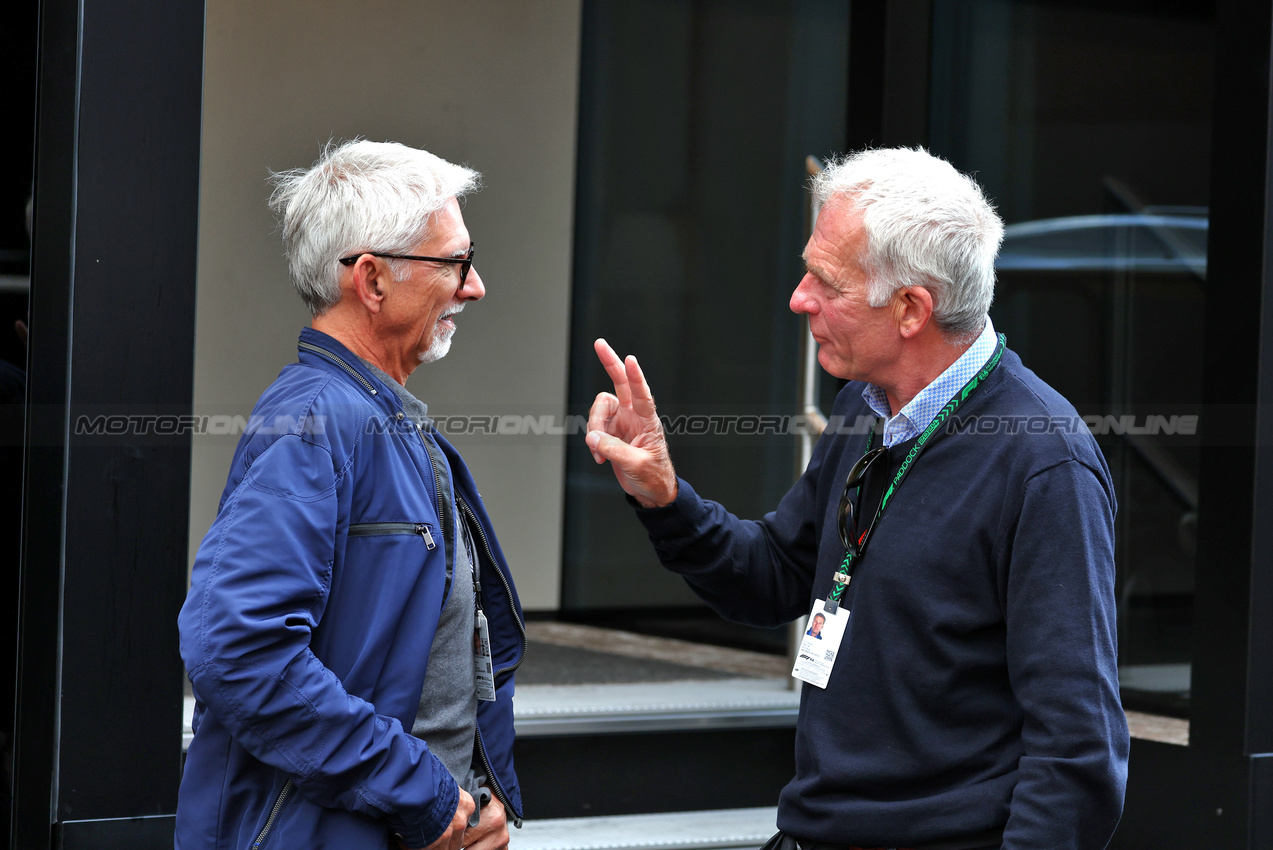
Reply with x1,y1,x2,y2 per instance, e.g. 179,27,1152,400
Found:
824,334,1006,614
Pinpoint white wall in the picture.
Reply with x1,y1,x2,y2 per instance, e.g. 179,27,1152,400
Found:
191,0,581,610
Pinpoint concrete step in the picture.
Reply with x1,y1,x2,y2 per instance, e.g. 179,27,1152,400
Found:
180,627,798,820
513,678,799,736
183,678,799,750
509,806,777,850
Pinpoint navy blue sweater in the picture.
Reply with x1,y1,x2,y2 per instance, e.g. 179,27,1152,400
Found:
635,349,1128,849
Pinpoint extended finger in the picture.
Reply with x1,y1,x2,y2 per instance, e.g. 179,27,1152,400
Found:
624,355,659,420
594,338,632,408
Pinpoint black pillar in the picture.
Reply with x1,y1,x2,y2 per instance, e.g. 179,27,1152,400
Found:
1115,0,1273,845
12,1,203,847
845,0,932,152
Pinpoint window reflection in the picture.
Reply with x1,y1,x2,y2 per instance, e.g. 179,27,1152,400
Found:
930,0,1215,716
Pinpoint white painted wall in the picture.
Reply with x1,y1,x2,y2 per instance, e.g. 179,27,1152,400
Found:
191,0,581,610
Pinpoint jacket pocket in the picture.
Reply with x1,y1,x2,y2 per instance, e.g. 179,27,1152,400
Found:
349,521,445,602
348,521,437,550
250,779,294,850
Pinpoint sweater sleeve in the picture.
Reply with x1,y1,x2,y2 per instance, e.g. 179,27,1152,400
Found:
1001,458,1129,849
632,429,833,628
178,433,459,848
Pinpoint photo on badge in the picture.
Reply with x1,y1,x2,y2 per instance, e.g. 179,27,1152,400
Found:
803,603,847,647
792,599,850,689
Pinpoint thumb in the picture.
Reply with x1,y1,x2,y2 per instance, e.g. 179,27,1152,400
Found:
586,429,645,469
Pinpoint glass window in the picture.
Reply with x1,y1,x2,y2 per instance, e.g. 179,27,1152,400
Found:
562,0,848,627
929,0,1215,716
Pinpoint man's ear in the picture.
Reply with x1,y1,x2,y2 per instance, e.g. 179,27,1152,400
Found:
896,285,934,339
348,256,389,314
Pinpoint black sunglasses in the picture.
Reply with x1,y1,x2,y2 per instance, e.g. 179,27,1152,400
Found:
837,446,890,555
338,242,476,287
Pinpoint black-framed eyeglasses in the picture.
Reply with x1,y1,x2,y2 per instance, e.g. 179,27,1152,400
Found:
837,446,889,555
338,242,476,287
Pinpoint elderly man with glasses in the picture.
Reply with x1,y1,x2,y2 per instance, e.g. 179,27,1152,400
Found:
587,147,1128,850
177,140,524,850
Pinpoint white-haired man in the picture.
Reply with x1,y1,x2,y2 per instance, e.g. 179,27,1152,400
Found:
178,140,525,850
587,147,1128,849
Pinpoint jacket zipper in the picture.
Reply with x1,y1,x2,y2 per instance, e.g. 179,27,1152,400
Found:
298,340,379,397
457,498,526,680
348,521,436,549
474,726,522,828
299,340,519,821
251,779,293,849
458,497,526,825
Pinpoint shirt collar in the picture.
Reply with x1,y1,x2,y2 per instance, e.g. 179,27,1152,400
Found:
861,318,997,447
356,355,432,426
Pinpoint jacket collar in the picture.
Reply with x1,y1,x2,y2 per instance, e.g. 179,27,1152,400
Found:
297,327,402,408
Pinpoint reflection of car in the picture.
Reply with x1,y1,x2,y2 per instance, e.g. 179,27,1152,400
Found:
993,207,1207,717
995,207,1207,278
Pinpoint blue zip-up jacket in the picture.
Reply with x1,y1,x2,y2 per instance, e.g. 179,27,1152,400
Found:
177,328,525,850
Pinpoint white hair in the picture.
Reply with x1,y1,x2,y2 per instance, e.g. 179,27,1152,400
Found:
268,139,481,316
811,147,1003,339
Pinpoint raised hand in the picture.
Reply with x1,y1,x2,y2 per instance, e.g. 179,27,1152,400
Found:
585,338,678,508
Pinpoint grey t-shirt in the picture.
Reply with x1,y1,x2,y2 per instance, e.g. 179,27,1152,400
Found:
357,359,480,792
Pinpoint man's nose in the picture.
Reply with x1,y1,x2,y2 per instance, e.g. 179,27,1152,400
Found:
790,274,818,315
460,267,485,301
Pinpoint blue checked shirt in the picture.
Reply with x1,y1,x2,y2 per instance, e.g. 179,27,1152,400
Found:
862,318,998,448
